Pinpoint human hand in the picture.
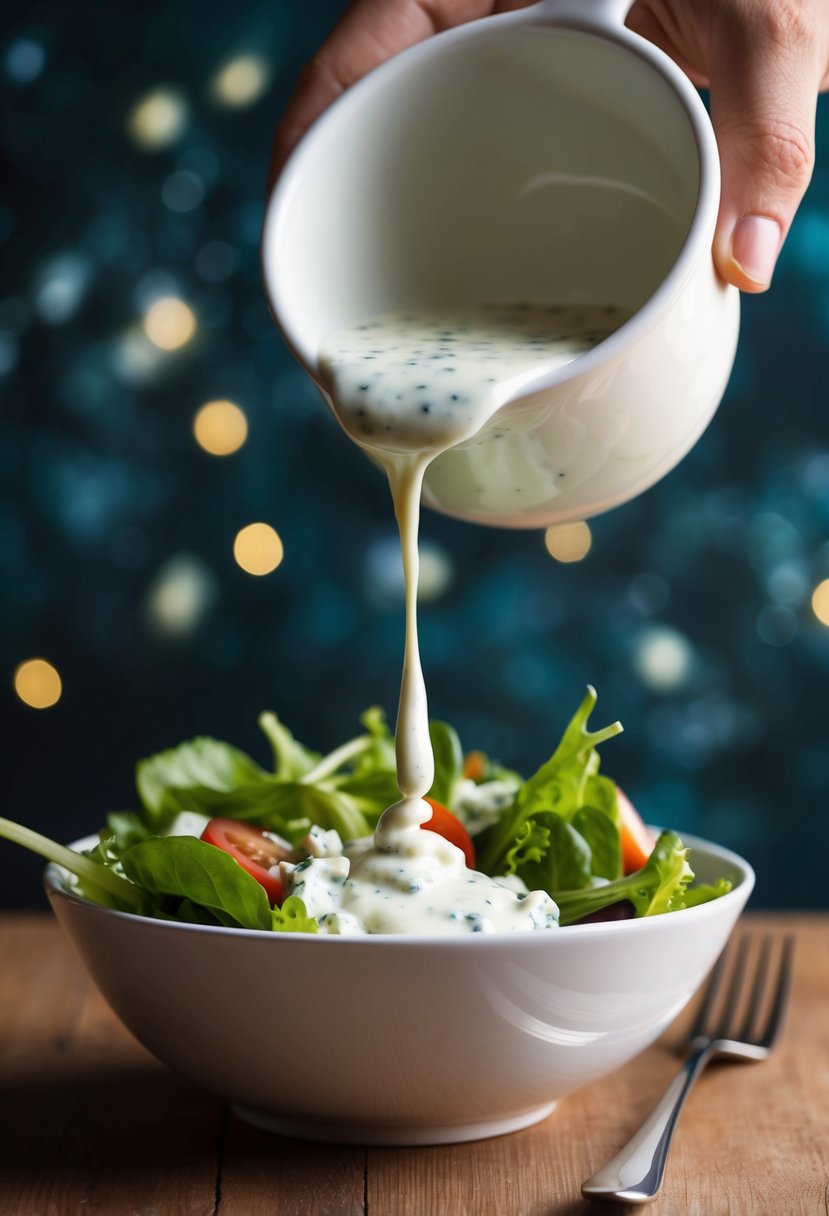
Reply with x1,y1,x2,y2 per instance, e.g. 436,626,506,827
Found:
270,0,829,293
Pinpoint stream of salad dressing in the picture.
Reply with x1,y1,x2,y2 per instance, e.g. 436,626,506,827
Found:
301,304,625,934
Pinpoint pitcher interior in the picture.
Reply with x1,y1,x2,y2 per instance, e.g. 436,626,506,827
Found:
270,19,703,360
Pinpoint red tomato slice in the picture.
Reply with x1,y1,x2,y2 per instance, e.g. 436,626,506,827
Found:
200,818,289,905
423,797,475,869
616,787,655,875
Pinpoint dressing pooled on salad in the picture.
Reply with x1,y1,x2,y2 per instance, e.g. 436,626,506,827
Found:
275,303,625,935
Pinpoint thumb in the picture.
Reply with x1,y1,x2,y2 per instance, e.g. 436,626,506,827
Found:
708,22,819,292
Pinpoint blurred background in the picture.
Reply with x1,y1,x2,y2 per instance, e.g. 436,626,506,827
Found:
3,2,828,909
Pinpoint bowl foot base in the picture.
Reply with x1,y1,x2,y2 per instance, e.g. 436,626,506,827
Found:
231,1101,558,1146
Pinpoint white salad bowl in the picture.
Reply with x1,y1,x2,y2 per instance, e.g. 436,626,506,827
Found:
263,0,740,528
45,831,753,1146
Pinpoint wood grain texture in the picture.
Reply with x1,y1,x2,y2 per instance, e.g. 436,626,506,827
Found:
0,912,826,1216
217,1113,365,1216
0,914,222,1216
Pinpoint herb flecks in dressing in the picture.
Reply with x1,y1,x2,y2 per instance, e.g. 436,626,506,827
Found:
320,303,623,451
315,304,623,935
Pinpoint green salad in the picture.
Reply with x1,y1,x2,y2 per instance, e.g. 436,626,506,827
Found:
0,688,731,934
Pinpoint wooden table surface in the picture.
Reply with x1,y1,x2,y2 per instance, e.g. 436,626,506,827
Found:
0,911,826,1216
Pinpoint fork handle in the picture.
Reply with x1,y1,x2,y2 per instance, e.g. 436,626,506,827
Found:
581,1044,714,1205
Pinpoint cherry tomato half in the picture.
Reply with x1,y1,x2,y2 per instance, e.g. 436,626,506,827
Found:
200,818,290,905
616,787,655,875
423,797,475,869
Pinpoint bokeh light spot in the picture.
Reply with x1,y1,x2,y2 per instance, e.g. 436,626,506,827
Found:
233,523,283,576
633,626,693,691
544,521,592,563
211,55,270,108
145,553,218,637
14,658,62,709
5,38,45,85
193,399,248,456
112,325,166,384
363,537,453,607
143,297,196,350
811,578,829,625
34,252,92,325
161,169,204,213
128,88,188,149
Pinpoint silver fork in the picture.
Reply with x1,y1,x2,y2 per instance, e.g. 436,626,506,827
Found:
581,932,794,1206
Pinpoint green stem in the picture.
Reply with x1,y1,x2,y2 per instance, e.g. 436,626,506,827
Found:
585,721,624,750
0,817,143,908
300,736,370,785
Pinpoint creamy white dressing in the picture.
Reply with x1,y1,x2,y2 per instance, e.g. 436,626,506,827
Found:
311,304,623,935
280,836,556,936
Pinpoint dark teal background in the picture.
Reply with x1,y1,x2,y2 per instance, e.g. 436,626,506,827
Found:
2,4,828,908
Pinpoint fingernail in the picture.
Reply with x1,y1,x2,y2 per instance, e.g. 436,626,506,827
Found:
730,215,781,286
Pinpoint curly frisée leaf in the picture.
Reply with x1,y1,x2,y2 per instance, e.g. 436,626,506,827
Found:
504,820,550,877
553,831,694,925
643,832,695,916
477,686,622,875
271,896,319,933
680,878,733,909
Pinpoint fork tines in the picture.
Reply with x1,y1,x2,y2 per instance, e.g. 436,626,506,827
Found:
690,932,794,1051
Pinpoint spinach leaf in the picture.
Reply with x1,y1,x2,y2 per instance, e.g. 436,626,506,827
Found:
428,720,464,809
120,836,272,930
505,815,592,893
174,899,225,926
572,806,622,880
582,772,619,822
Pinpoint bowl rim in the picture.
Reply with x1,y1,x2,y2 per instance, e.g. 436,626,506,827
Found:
45,828,754,947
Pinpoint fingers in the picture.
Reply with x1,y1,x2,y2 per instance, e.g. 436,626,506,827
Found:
268,0,494,189
707,5,823,292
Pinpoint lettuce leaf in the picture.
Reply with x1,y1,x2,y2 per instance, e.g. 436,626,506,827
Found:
427,720,464,809
258,712,321,780
136,737,272,829
553,831,694,925
477,686,622,875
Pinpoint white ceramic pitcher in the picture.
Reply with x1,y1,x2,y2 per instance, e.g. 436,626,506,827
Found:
262,0,740,528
